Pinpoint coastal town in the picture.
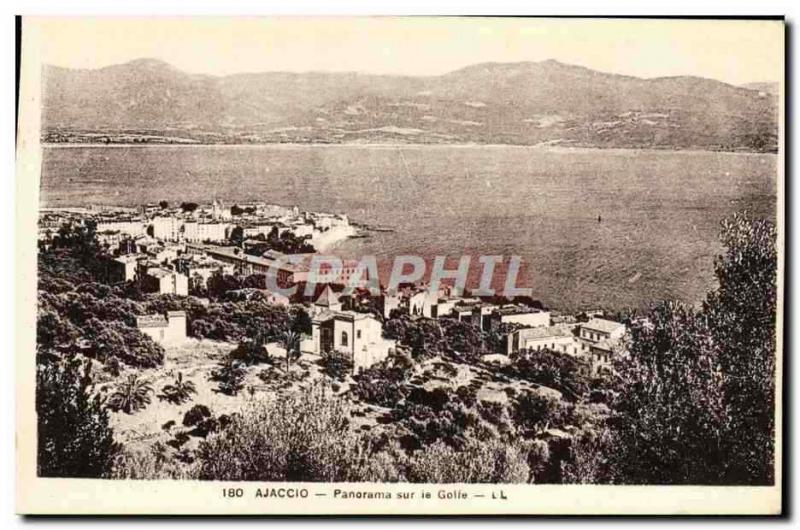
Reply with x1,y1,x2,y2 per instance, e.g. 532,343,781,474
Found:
38,200,630,376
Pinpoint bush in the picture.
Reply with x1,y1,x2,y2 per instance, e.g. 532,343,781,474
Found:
106,374,154,414
112,444,198,480
508,348,589,400
183,404,212,427
210,358,246,396
512,391,572,436
158,372,197,405
320,349,354,380
406,437,530,483
196,384,376,481
353,364,408,408
229,337,271,366
37,354,120,478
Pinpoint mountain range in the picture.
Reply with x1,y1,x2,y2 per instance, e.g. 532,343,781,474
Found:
41,58,779,152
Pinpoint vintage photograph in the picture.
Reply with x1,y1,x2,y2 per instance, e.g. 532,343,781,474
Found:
17,16,783,514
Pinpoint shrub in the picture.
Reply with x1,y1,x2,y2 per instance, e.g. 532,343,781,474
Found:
196,384,375,481
512,391,572,436
229,337,271,366
406,437,530,483
183,404,212,427
37,354,120,478
210,358,246,396
112,444,199,480
158,372,197,405
508,348,589,400
106,374,154,414
320,349,354,380
352,354,410,407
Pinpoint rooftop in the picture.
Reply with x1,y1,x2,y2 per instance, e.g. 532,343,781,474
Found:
494,304,546,316
313,309,376,324
315,285,340,308
516,325,575,340
146,267,174,279
136,314,168,328
583,318,625,334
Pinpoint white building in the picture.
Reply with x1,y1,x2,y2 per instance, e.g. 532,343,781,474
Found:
183,221,231,243
579,318,627,375
490,306,551,330
136,311,187,346
110,254,143,283
579,318,627,343
151,216,183,241
141,267,189,296
507,325,589,357
310,310,394,372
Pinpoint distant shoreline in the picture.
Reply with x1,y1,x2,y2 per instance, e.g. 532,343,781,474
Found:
41,142,778,157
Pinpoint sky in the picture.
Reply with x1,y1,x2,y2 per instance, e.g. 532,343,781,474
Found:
28,17,784,85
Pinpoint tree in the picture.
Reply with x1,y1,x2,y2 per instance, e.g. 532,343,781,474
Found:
229,225,244,246
158,372,197,405
605,213,777,485
280,329,301,372
37,354,120,477
290,307,312,335
158,201,169,209
509,348,589,400
512,391,572,436
705,213,777,484
230,334,271,366
180,202,199,213
107,374,154,414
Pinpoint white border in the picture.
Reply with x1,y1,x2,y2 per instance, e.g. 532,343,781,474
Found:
4,3,795,527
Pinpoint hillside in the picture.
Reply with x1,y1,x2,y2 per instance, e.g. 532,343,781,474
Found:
42,58,779,152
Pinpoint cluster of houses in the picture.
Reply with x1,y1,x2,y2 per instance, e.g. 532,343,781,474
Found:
365,284,626,376
40,202,630,375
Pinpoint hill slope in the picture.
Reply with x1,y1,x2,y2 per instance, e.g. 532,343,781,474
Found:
42,58,779,151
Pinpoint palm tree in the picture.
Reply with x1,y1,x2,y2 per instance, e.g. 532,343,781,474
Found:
158,372,197,405
281,329,301,372
107,374,154,414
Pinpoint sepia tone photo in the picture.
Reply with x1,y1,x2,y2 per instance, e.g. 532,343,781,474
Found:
16,16,783,514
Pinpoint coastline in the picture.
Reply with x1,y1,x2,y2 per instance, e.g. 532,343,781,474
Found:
40,142,778,157
311,224,360,254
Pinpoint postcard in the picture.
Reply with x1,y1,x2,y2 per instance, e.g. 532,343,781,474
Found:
16,16,784,515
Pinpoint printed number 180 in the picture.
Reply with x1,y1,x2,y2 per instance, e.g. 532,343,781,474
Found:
223,488,244,498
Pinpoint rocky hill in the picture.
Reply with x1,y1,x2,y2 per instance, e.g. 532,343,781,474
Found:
42,58,779,151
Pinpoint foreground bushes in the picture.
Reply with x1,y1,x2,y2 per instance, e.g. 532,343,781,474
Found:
196,385,372,481
37,353,120,478
191,383,534,483
406,438,530,483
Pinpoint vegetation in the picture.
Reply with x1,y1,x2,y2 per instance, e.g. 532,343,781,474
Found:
158,372,197,405
280,329,301,372
209,358,247,396
320,349,354,380
37,354,120,477
197,384,372,481
242,227,316,255
507,348,590,400
602,213,777,485
106,374,154,414
38,212,778,485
